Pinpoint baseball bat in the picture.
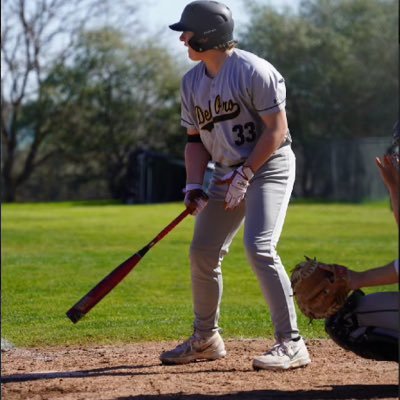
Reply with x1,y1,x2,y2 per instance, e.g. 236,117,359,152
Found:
66,208,191,323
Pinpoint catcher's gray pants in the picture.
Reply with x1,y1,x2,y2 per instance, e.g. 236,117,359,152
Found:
325,290,399,361
355,292,399,333
190,145,299,340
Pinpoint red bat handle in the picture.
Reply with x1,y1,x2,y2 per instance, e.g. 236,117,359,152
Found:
143,207,191,251
66,208,191,323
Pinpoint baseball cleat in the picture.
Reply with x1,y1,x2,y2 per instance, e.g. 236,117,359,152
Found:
160,331,226,365
252,337,311,370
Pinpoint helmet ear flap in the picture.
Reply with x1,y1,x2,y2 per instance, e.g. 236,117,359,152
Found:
188,36,212,53
189,29,236,52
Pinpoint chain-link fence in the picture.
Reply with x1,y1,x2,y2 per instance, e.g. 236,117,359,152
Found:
293,137,392,202
10,138,393,203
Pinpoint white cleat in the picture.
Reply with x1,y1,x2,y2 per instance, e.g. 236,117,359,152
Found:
160,331,226,365
253,337,311,370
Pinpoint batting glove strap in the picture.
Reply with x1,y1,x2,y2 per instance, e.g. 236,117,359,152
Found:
184,183,203,193
241,165,254,180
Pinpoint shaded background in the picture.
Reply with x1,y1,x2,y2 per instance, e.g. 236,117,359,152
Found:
2,0,398,203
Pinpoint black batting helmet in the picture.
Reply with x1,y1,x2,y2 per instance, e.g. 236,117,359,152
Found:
169,1,236,52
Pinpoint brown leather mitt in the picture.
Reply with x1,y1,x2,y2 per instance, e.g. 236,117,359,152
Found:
290,256,352,320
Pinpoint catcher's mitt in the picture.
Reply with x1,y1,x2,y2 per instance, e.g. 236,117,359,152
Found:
290,256,352,320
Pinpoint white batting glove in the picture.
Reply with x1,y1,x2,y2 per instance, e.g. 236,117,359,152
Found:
184,184,209,215
217,165,254,210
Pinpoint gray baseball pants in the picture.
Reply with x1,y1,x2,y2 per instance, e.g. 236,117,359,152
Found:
190,145,299,341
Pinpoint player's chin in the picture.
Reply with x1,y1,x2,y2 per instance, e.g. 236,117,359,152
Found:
188,49,202,61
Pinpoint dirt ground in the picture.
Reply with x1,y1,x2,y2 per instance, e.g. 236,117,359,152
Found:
1,339,398,400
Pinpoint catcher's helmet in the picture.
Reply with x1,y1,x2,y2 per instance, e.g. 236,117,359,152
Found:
169,1,236,52
386,120,399,156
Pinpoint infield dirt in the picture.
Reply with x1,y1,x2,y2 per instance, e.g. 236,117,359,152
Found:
1,339,398,400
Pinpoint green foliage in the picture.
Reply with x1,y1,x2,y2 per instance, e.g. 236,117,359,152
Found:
241,0,398,141
14,27,184,202
2,201,397,347
50,27,183,153
64,29,181,190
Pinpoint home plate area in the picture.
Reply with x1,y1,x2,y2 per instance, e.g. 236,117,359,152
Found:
1,339,398,400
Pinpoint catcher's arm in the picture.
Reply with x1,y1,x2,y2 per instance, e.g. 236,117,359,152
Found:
346,260,399,290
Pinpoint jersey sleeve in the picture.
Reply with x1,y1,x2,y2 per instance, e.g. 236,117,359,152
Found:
180,77,197,130
250,61,286,117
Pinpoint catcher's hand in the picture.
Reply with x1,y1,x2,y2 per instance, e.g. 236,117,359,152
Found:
290,256,352,320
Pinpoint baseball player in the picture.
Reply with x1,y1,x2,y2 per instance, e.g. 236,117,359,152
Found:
160,1,310,370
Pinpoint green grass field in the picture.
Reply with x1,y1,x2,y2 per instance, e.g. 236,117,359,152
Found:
2,200,398,347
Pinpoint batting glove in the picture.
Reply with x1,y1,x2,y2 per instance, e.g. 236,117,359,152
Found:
184,184,209,215
217,165,254,210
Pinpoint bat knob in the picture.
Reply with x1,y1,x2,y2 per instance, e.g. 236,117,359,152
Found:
66,308,85,324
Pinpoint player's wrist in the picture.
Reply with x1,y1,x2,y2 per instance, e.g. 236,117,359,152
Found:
240,165,254,180
185,183,203,192
348,270,361,290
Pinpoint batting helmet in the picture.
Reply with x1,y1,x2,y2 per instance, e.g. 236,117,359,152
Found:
169,1,236,52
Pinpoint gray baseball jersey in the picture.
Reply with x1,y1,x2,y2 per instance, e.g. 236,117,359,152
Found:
180,48,289,166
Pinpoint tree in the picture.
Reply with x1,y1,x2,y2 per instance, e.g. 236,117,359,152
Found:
39,28,183,200
1,0,140,202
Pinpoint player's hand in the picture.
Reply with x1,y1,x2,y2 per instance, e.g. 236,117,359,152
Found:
184,184,209,215
216,165,254,210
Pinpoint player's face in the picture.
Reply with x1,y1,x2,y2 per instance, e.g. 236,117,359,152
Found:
179,31,202,61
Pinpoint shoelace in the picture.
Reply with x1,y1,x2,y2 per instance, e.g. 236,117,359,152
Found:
175,339,193,351
175,334,202,351
267,342,290,357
